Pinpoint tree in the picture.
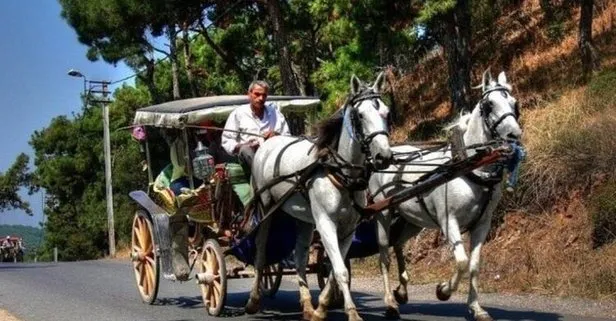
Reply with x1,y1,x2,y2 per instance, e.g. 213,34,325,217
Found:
265,0,300,95
419,0,472,112
0,154,33,215
579,0,596,81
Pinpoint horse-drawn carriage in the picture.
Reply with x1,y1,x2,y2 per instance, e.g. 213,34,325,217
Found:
128,71,521,321
1,236,25,263
129,95,324,314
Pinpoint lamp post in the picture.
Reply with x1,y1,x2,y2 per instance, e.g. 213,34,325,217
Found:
67,69,115,257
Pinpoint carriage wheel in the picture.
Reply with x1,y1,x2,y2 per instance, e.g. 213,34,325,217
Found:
197,239,227,316
131,210,160,304
260,263,283,298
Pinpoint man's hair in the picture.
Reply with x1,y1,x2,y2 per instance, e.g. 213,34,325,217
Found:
248,80,269,92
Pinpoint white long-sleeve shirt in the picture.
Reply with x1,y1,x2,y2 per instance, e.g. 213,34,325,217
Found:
221,103,291,155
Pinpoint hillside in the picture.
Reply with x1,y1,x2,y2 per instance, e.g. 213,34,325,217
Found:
376,0,616,300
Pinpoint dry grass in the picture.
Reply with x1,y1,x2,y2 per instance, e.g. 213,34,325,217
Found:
0,309,22,321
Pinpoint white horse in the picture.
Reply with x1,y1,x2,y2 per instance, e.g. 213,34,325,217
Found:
246,72,393,321
369,70,522,321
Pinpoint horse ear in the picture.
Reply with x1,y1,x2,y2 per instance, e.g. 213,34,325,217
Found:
482,68,493,91
351,75,362,94
497,71,513,91
372,71,386,93
497,71,508,85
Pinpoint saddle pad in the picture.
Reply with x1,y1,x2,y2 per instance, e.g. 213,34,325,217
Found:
232,182,252,206
226,163,248,184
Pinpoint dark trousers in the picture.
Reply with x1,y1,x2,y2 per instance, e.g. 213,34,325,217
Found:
238,144,256,178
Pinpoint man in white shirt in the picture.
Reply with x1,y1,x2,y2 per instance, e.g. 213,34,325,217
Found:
222,80,291,174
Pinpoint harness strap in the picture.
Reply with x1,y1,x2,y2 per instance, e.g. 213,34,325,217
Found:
274,137,306,178
465,169,503,188
244,161,322,236
416,196,442,228
461,185,495,234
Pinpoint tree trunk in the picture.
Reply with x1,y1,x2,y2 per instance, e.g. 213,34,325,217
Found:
182,23,198,97
142,58,162,104
266,0,300,95
167,25,181,100
579,0,595,81
440,0,472,112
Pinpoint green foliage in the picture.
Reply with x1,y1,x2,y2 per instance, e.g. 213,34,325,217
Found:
590,179,616,248
312,40,374,115
418,0,457,24
587,68,616,111
0,153,34,215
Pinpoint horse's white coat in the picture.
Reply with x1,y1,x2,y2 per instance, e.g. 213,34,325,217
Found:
246,73,393,321
369,70,522,321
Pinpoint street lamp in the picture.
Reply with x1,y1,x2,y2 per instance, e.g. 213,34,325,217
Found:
67,69,116,257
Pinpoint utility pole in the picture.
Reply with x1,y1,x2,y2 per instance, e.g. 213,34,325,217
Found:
67,69,115,258
90,80,115,257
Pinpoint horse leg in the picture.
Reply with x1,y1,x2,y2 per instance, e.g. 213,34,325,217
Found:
375,211,399,319
393,223,422,306
311,217,360,321
436,220,467,301
467,221,493,321
245,217,273,314
295,220,316,320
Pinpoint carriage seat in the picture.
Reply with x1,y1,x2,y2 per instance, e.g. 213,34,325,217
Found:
151,164,213,222
223,163,252,206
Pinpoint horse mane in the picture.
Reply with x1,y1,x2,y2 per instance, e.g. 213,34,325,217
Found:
443,112,472,133
314,114,344,153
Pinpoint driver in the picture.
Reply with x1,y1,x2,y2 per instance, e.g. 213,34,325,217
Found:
221,80,291,175
2,236,13,249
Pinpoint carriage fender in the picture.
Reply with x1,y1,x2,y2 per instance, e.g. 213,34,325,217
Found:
129,190,169,216
129,190,174,277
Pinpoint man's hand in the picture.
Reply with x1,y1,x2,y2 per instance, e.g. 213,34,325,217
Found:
263,130,280,140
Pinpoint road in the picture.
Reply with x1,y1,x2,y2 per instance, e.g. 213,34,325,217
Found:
0,260,614,321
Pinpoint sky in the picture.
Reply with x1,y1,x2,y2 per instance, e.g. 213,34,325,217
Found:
0,1,135,227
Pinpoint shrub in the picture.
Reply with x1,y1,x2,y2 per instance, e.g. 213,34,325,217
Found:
589,179,616,248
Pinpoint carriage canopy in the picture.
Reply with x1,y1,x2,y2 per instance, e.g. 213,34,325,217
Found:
133,95,321,128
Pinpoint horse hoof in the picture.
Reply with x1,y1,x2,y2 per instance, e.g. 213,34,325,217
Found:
244,299,260,315
393,289,408,305
385,306,400,320
474,313,494,321
436,282,451,301
348,308,364,321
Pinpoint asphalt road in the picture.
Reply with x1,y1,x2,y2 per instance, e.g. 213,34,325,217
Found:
0,260,614,321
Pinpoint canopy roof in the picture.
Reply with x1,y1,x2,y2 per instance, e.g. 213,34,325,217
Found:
133,95,320,127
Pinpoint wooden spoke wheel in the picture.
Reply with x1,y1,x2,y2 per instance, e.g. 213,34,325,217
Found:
260,263,283,298
197,239,227,316
131,210,160,304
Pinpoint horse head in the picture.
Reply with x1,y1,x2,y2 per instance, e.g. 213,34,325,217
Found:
346,72,392,170
472,69,522,142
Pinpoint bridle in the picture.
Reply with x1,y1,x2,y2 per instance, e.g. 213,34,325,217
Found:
479,86,520,139
344,88,390,165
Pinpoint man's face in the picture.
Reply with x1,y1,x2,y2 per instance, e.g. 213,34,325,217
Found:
249,85,268,111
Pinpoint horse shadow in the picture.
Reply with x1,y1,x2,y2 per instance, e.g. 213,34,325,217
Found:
231,290,567,321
